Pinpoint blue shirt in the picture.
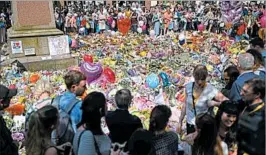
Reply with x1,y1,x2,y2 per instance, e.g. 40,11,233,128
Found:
59,91,82,133
229,71,259,101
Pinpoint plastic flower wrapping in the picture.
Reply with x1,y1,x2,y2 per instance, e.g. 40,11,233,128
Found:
1,31,249,153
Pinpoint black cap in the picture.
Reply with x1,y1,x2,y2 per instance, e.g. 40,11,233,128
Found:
0,84,17,99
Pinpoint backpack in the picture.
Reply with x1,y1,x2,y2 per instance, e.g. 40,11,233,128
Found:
53,97,80,145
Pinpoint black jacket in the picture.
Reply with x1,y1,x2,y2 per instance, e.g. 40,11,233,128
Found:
106,109,143,145
237,102,265,155
0,116,18,155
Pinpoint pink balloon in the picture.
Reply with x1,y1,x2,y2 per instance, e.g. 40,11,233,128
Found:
260,16,266,28
80,62,103,84
198,24,205,32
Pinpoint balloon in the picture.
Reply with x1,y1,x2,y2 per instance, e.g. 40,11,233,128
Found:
260,16,266,28
221,1,243,23
103,67,116,83
80,62,103,84
197,24,205,32
111,31,116,36
79,27,85,34
146,73,159,89
159,72,169,87
117,18,131,35
137,27,142,33
83,54,93,63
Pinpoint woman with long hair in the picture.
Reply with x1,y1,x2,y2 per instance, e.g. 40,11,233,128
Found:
216,101,238,154
72,91,111,155
192,113,227,155
26,105,70,155
149,105,179,155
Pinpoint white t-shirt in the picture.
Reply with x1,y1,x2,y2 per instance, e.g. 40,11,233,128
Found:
185,82,218,125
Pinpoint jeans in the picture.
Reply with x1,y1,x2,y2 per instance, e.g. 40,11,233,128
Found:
131,24,137,33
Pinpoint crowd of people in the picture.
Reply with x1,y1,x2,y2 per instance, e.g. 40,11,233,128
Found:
54,1,266,38
0,1,266,155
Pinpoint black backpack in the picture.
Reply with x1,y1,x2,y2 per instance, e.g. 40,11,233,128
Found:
52,96,80,145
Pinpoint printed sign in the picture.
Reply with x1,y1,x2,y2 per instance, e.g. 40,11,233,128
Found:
11,41,23,54
24,48,36,56
48,35,70,56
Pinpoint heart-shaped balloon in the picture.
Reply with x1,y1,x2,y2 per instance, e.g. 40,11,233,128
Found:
117,18,131,35
80,62,103,84
103,67,116,83
83,54,93,63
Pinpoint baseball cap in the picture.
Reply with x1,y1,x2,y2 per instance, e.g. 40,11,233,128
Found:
0,84,17,99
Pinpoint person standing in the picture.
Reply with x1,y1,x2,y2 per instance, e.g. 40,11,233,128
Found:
26,105,72,155
149,105,179,155
106,89,142,152
98,8,106,33
229,53,259,101
131,10,138,33
0,13,6,44
178,65,228,135
221,66,240,98
237,78,265,155
65,13,72,33
152,8,160,36
215,101,239,154
53,70,86,134
73,92,111,155
192,113,226,155
163,7,172,35
0,84,18,155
